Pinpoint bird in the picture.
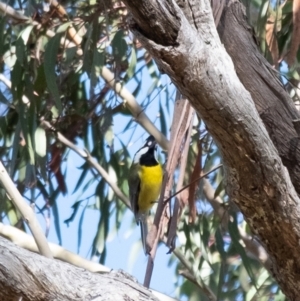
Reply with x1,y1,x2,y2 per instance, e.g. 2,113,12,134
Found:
128,135,163,254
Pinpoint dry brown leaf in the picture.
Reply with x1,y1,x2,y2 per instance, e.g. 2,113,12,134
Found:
187,139,202,224
266,15,279,67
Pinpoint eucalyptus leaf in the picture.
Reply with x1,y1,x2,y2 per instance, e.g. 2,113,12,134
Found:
44,34,63,113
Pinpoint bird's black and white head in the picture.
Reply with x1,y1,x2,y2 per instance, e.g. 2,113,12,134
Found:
133,135,158,166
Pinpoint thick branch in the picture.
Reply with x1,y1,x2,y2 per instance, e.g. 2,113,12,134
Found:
123,0,300,298
0,237,160,301
0,162,52,258
217,0,300,195
124,0,180,46
0,222,110,273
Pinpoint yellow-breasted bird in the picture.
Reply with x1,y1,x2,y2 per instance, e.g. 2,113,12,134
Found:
128,135,163,253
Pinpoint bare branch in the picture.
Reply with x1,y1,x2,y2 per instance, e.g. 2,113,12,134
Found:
0,222,109,272
0,162,52,258
0,236,161,301
0,2,28,21
0,223,177,301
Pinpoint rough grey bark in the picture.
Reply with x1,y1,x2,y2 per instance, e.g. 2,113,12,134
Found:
122,0,300,299
217,1,300,195
0,237,159,301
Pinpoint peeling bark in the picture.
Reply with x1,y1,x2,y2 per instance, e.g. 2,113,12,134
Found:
122,0,300,299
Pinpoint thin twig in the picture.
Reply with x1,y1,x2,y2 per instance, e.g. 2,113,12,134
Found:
0,2,28,21
40,119,130,208
165,163,223,204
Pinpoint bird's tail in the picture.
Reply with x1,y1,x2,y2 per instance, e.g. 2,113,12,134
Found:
139,216,148,254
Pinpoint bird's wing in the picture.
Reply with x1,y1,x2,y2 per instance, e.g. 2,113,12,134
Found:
128,164,150,254
128,163,141,220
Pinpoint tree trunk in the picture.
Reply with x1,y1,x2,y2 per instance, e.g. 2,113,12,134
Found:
0,237,159,301
122,0,300,299
217,0,300,195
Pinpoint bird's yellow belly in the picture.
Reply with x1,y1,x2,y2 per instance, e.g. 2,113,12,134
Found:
138,164,163,213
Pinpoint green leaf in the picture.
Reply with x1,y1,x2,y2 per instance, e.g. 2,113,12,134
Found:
228,213,257,289
4,46,17,68
18,153,27,183
52,196,62,245
217,261,225,300
198,216,214,272
20,25,34,45
33,65,47,96
159,102,167,137
0,90,11,107
64,47,77,65
274,289,287,301
126,47,137,79
64,201,81,226
91,49,105,87
57,22,73,33
27,99,37,162
77,201,88,254
282,0,292,15
82,24,94,74
246,269,269,301
0,17,7,57
18,100,35,165
44,34,63,113
11,60,23,100
215,227,226,258
146,59,159,80
111,30,128,62
214,178,224,198
36,154,47,182
15,25,33,65
9,121,21,177
25,163,36,187
92,182,110,263
16,38,27,66
72,163,90,194
34,126,47,157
